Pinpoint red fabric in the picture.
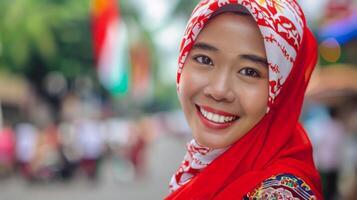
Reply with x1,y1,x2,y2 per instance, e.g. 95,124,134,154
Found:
166,0,323,199
91,0,120,65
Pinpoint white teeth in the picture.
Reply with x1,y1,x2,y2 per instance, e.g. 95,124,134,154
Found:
212,114,219,122
199,106,237,123
207,112,213,120
219,116,224,123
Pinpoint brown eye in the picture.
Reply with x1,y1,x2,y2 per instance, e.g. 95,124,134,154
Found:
239,67,261,78
193,55,213,66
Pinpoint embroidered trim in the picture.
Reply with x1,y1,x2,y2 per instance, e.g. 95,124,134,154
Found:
244,174,317,200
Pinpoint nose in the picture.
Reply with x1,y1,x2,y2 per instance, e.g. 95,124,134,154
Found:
203,69,235,103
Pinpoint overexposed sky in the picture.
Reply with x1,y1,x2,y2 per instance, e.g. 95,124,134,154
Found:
298,0,328,25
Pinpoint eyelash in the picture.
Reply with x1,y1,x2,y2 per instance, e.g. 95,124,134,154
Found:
239,67,261,78
192,55,213,66
192,55,261,78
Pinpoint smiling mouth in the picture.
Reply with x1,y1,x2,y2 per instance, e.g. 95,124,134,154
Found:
195,105,239,129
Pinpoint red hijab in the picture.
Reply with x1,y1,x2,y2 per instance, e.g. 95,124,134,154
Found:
166,0,322,199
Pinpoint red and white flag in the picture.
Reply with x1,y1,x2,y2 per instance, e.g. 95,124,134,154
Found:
92,0,130,96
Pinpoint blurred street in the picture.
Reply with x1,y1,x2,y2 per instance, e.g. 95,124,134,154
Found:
0,135,187,200
0,0,356,199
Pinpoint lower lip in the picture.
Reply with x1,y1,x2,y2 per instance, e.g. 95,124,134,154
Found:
196,106,237,130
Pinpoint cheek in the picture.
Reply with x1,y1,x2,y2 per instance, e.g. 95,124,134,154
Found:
178,66,207,102
178,71,195,106
239,83,268,115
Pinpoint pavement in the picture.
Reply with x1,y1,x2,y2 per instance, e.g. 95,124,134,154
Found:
0,135,188,200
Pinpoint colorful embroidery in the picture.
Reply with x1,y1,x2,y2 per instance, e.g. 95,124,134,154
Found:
244,174,317,200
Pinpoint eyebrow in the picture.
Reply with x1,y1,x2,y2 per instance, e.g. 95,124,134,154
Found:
191,42,219,51
192,42,268,66
240,54,268,67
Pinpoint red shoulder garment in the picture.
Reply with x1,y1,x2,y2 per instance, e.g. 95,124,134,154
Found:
166,0,323,199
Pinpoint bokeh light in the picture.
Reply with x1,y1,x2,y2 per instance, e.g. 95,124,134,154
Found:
319,37,342,63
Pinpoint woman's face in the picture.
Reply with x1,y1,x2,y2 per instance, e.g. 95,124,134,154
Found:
178,13,269,149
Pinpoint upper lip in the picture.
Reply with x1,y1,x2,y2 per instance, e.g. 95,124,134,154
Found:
197,105,238,117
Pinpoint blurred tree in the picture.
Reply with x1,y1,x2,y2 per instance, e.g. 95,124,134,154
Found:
0,0,202,114
0,0,96,116
0,0,92,74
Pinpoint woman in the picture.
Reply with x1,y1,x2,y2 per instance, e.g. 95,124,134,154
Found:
166,0,323,199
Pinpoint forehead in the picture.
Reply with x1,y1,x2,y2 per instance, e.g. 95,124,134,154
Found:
194,13,265,56
198,13,261,38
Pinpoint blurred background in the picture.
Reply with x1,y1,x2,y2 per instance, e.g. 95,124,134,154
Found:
0,0,356,199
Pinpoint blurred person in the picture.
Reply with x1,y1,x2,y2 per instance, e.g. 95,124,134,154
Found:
314,106,345,200
338,102,357,200
31,122,61,181
105,119,135,182
57,121,81,181
76,119,104,181
60,92,82,122
166,0,323,199
338,130,357,200
15,122,39,180
128,119,150,178
0,124,16,178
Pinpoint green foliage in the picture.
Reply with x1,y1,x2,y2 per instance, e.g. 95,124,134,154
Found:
0,0,200,112
0,0,92,76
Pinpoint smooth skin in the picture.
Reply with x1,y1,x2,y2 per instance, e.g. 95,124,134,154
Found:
178,13,269,149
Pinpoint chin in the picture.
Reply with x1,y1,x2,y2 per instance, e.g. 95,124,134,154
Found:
193,134,232,149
